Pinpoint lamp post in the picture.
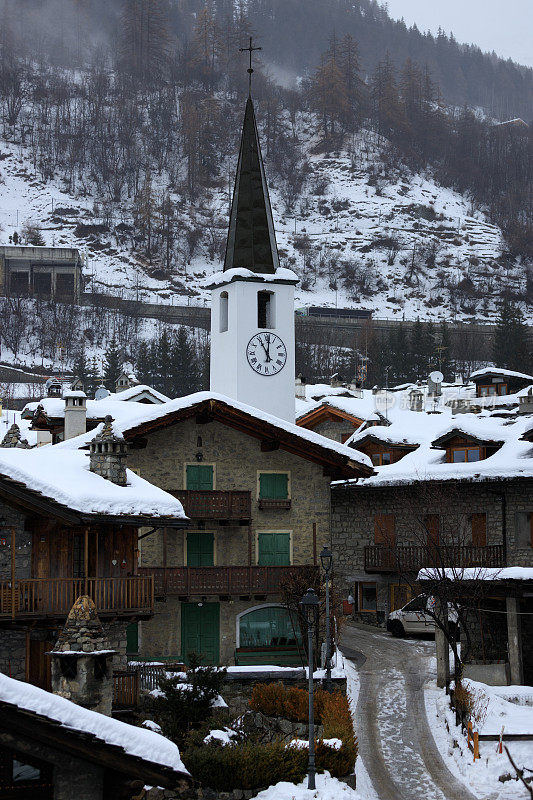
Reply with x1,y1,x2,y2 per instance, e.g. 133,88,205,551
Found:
299,587,319,790
320,544,333,692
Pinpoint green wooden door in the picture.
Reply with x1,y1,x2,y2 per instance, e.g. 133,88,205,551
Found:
187,532,214,566
126,622,139,654
258,532,291,565
259,473,288,498
181,602,219,665
186,464,214,490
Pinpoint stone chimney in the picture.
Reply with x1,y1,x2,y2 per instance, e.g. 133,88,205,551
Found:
1,423,30,448
295,374,307,400
89,415,128,486
64,391,87,440
409,389,424,412
51,595,115,716
330,373,343,388
518,388,533,415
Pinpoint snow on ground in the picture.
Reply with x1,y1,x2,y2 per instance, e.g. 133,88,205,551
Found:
0,119,524,324
249,772,363,800
425,681,533,799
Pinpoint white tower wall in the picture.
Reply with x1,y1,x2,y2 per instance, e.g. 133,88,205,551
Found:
210,279,296,422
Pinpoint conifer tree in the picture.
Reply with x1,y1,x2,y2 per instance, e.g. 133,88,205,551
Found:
493,298,531,371
103,337,122,390
72,346,90,393
169,327,200,397
119,0,171,84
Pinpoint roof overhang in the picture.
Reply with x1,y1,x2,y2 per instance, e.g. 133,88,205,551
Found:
297,404,364,430
431,428,504,449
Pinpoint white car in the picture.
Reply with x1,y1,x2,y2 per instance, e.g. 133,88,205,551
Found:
387,595,459,638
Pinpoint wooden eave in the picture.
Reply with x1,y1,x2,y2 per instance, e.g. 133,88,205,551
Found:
123,399,373,479
296,404,364,429
431,429,504,449
0,702,191,790
352,434,419,450
0,476,188,529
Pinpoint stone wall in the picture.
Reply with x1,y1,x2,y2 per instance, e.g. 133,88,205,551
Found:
130,416,331,570
103,621,129,669
0,631,26,680
310,419,358,444
331,478,533,624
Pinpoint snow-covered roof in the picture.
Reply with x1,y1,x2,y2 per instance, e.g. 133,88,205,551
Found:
0,673,189,775
204,266,299,289
111,391,373,474
104,384,170,403
418,567,533,582
332,385,533,487
0,428,186,522
469,367,533,382
23,397,154,424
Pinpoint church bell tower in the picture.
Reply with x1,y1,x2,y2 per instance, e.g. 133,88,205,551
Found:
209,53,297,422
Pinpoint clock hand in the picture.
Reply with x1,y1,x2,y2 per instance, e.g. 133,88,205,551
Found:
264,334,272,362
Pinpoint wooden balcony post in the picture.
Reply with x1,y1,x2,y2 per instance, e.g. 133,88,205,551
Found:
163,527,168,596
11,528,16,620
83,527,89,595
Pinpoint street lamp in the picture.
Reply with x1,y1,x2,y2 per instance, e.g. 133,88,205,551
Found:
299,587,319,790
320,544,333,692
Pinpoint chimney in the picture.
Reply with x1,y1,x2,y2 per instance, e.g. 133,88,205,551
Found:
330,373,343,388
295,374,307,400
518,388,533,415
409,389,423,412
89,415,128,486
1,423,30,449
64,391,87,440
51,596,115,716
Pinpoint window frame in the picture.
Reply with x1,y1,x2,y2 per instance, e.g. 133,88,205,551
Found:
256,530,293,566
359,582,378,613
370,451,392,466
449,446,482,463
185,530,217,566
184,463,216,490
257,471,291,500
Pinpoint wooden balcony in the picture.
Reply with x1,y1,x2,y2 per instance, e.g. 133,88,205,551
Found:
364,544,505,573
0,576,154,620
139,565,317,597
173,490,251,521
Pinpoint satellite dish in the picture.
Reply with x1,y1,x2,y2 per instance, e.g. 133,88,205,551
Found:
430,371,444,384
95,385,111,401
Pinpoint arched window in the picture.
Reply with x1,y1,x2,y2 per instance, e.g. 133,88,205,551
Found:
220,291,228,332
237,605,301,648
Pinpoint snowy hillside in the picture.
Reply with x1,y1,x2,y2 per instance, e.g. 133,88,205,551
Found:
0,121,527,323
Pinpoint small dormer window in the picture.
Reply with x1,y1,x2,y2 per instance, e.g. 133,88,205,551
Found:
450,446,481,463
371,452,392,466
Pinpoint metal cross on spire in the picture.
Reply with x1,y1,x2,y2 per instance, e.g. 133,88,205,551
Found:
239,37,262,96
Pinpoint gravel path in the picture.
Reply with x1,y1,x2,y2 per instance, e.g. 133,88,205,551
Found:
341,623,484,800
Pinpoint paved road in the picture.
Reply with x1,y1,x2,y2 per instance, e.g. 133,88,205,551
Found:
341,623,485,800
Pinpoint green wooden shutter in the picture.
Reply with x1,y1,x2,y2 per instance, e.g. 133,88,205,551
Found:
187,532,214,566
259,473,288,499
186,464,214,490
126,622,138,654
258,532,291,565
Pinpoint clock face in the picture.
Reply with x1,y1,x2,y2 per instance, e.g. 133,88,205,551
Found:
247,332,287,376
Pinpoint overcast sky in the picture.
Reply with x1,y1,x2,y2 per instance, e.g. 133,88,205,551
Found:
383,0,533,68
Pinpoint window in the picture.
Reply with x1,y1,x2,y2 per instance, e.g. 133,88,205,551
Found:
450,447,481,463
58,656,78,679
359,583,377,612
424,514,440,547
258,291,275,328
187,531,215,566
374,514,395,546
126,622,139,654
73,534,85,579
258,532,291,565
371,452,392,466
479,384,507,397
404,595,427,612
259,473,289,499
186,464,214,490
471,513,487,547
515,512,533,548
239,606,301,648
94,654,108,680
219,291,228,332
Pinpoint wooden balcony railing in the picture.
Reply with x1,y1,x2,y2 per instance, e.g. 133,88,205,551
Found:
364,544,505,573
0,576,154,620
139,565,318,597
173,490,252,520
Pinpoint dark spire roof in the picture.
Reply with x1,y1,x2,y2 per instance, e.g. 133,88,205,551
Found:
224,98,280,274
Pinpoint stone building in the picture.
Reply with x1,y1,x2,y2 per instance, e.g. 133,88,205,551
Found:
115,392,371,665
0,421,186,689
331,399,533,685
